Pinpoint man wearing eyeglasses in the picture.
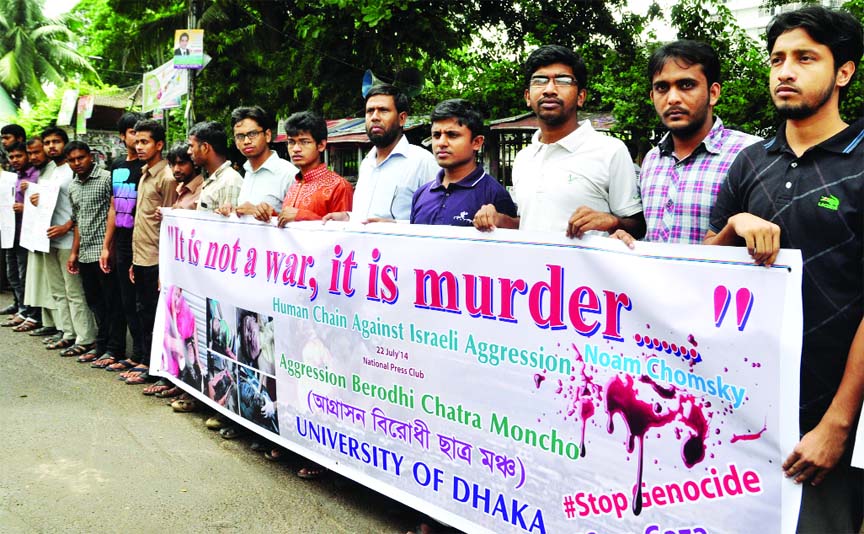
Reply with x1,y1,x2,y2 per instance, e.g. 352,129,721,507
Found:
323,84,438,222
224,106,298,222
474,45,645,239
276,111,352,226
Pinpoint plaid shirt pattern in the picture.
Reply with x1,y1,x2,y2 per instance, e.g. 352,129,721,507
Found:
640,118,761,244
69,165,112,263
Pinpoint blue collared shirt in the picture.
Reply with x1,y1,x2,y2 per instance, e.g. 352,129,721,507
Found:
411,166,516,226
238,151,298,211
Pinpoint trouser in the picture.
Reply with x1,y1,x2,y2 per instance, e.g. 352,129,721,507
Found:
797,462,863,533
114,241,142,359
133,264,159,365
79,261,126,356
44,247,96,344
5,245,39,319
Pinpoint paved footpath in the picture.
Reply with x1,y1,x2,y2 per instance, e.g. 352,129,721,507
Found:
0,294,415,534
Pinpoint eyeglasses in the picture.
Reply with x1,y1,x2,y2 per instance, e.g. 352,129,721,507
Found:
287,139,317,148
234,129,264,143
529,75,577,87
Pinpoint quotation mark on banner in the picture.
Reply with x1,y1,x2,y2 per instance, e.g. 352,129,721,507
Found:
714,285,754,331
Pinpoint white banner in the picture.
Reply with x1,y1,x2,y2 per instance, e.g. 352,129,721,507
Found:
152,210,803,534
19,181,59,253
0,171,16,249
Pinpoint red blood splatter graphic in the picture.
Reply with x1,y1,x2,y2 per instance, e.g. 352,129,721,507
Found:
730,421,768,444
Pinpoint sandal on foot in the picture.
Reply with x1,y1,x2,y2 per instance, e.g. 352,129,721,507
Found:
219,425,244,440
171,399,198,412
296,464,329,480
90,356,116,369
143,379,172,396
42,333,63,344
155,386,181,398
105,359,139,372
125,372,152,385
264,448,285,461
46,338,75,350
60,343,96,357
2,314,25,327
28,326,57,337
205,415,227,430
118,367,149,380
12,318,40,332
77,350,100,363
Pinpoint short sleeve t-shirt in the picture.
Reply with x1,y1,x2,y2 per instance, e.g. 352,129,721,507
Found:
111,158,146,244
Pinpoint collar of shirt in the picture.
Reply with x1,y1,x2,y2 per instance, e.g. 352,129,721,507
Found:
657,117,727,158
295,163,331,184
73,164,103,184
176,174,204,196
19,165,38,182
765,117,864,156
203,160,232,183
365,134,411,168
430,165,486,191
527,119,593,156
243,151,282,175
142,159,168,178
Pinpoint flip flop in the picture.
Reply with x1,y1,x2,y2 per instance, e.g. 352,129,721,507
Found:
91,356,117,369
118,367,149,380
143,379,173,396
77,349,100,363
296,464,329,480
171,398,199,412
155,386,181,399
105,359,139,372
46,338,75,350
126,372,152,385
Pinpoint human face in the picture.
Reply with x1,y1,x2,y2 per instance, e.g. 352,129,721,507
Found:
1,133,18,148
243,315,260,359
524,62,585,127
135,130,163,163
171,158,196,183
431,117,483,173
43,134,66,161
120,127,136,150
365,94,405,148
187,135,207,166
179,35,188,48
7,150,27,171
651,59,719,139
287,131,324,172
233,118,271,160
26,141,47,168
67,148,94,178
769,28,852,121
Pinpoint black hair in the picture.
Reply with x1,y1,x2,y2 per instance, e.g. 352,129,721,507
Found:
1,124,25,139
117,112,144,134
188,120,228,156
524,45,588,89
166,142,193,165
6,141,26,154
41,126,69,144
25,137,42,148
365,84,410,114
133,119,166,144
430,99,484,138
284,111,328,144
63,140,91,156
767,6,863,99
648,40,721,86
230,106,274,131
179,32,189,41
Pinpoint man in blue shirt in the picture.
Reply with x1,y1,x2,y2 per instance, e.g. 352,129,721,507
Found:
411,99,516,226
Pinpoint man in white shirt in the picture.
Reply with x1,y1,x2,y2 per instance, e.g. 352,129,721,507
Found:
324,84,438,222
474,45,644,238
221,106,298,222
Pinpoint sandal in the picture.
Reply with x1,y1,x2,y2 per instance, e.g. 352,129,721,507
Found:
77,350,100,363
105,359,139,372
143,379,173,396
296,463,329,480
118,367,149,380
46,338,75,350
2,314,25,327
90,356,116,369
219,425,244,440
60,343,96,357
29,326,57,337
264,448,285,461
171,395,198,412
125,372,152,385
12,318,40,332
155,386,181,398
42,333,63,344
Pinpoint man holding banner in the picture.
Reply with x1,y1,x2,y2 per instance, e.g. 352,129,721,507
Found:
706,6,864,531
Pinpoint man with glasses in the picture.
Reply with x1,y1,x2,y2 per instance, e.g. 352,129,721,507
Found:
223,106,297,222
323,84,438,222
276,111,352,226
474,45,644,239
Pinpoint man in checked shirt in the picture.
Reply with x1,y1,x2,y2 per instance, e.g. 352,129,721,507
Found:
613,40,760,246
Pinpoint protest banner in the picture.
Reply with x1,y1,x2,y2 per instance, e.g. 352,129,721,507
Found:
151,209,803,534
19,180,59,253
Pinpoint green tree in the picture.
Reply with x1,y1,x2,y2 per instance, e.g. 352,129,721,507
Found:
0,0,97,107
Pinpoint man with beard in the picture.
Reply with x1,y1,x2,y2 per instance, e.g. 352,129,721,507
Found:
474,45,644,239
323,84,437,222
165,143,203,210
612,41,760,246
706,7,864,531
187,121,243,213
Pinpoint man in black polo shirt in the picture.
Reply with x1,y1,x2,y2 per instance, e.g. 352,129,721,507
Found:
706,6,864,532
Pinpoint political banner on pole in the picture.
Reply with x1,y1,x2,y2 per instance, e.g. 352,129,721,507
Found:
151,209,803,534
142,59,187,113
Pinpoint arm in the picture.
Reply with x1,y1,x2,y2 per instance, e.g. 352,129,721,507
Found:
703,213,781,266
236,201,275,222
473,204,520,232
67,225,81,274
566,207,646,239
47,219,73,239
100,196,116,273
783,317,864,485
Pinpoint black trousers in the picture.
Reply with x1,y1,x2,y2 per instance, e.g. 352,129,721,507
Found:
79,261,126,356
114,242,143,360
132,263,159,365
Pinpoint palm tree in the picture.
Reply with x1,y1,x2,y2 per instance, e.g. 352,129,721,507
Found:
0,0,97,107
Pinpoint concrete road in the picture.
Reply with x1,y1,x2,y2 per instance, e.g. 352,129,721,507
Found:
0,295,415,534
